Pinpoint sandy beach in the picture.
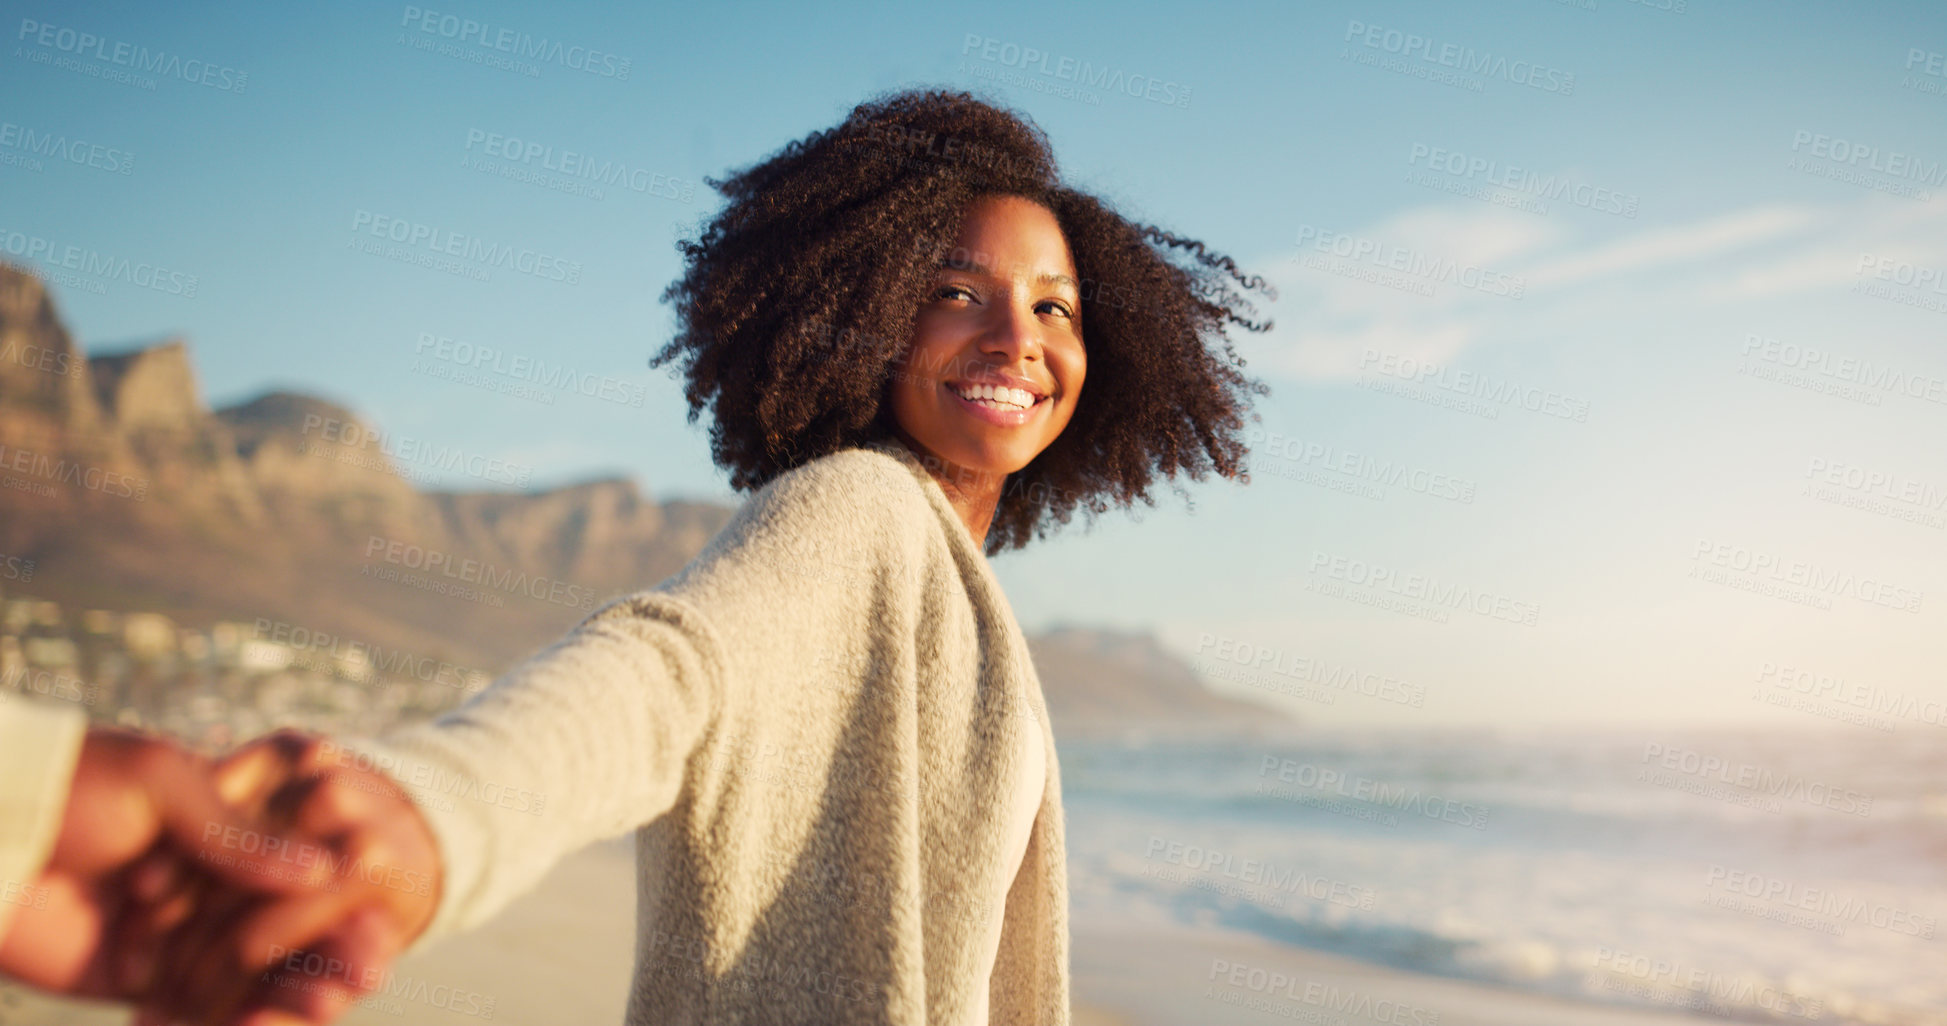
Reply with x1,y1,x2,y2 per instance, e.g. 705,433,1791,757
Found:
3,838,1704,1025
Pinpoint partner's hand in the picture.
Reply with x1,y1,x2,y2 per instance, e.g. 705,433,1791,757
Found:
139,729,443,1026
0,727,317,999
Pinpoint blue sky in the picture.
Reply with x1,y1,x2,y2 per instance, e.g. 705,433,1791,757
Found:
7,0,1946,725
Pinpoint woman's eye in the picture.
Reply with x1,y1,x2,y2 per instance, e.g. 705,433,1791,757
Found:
935,284,976,302
1039,301,1074,318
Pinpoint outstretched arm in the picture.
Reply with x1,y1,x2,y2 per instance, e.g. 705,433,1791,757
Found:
130,445,930,1022
323,587,733,944
318,447,927,947
114,592,728,1026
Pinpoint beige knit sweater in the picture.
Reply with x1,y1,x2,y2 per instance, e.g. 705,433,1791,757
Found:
346,437,1071,1025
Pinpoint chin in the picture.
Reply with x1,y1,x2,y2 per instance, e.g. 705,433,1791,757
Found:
951,436,1043,476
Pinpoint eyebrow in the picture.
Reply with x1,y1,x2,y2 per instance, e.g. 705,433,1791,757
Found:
1036,271,1079,290
937,261,1078,292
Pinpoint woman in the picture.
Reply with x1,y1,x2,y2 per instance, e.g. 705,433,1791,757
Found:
143,87,1273,1025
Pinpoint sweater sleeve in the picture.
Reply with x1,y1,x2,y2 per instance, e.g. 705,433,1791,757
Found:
0,698,87,943
336,449,925,946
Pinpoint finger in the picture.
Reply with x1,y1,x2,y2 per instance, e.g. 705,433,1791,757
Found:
0,871,104,994
213,743,289,807
234,879,360,971
233,1012,310,1026
158,764,336,898
230,906,403,1026
213,731,331,810
292,772,381,841
140,881,263,1023
112,868,216,997
129,848,183,903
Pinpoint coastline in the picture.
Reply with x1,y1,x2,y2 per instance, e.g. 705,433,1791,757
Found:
1071,920,1723,1026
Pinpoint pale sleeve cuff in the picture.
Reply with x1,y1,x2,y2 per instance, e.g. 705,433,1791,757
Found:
0,698,88,940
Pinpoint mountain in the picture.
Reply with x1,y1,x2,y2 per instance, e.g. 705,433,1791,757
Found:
0,264,728,670
1029,626,1296,739
0,263,1294,736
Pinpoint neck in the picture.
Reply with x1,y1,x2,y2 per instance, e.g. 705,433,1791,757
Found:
887,431,1002,549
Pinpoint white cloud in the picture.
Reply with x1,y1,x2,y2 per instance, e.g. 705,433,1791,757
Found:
1246,205,1556,382
1521,205,1818,290
1244,190,1947,384
1698,191,1947,300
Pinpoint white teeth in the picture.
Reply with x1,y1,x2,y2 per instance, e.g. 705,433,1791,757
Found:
954,382,1037,410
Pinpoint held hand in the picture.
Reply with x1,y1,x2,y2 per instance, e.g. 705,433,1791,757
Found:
138,730,443,1026
0,728,320,999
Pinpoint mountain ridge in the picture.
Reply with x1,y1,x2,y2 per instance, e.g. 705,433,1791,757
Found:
0,263,1294,737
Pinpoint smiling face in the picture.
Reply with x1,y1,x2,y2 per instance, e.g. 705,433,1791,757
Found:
888,194,1086,488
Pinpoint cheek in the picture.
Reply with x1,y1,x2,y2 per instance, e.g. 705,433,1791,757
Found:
1058,352,1086,406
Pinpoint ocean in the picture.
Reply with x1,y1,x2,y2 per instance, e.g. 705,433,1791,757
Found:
1059,726,1946,1026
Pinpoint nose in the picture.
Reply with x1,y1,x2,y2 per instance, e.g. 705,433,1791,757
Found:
979,293,1043,364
